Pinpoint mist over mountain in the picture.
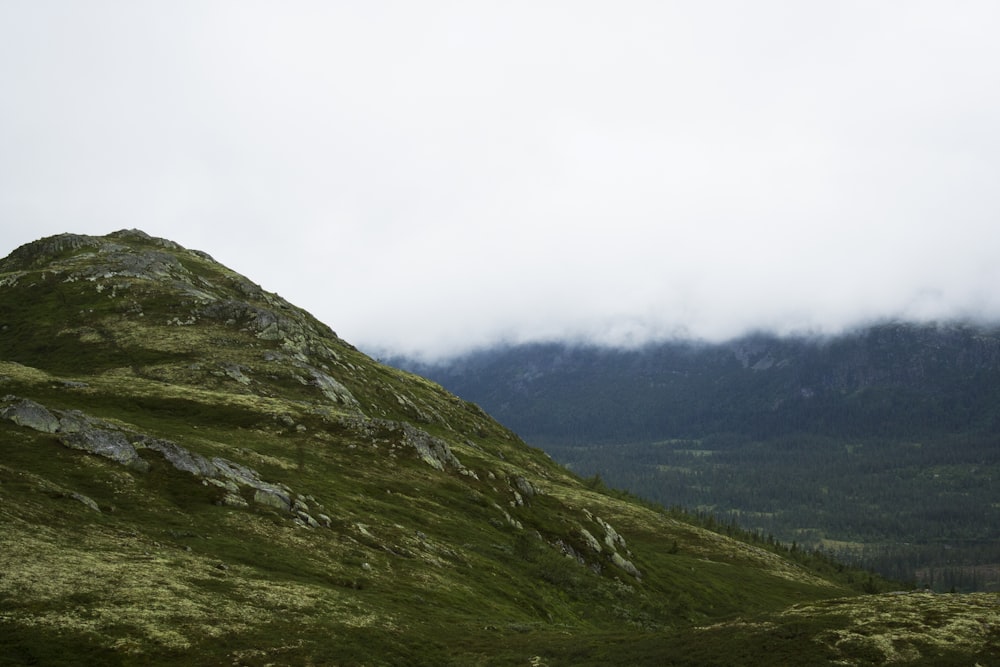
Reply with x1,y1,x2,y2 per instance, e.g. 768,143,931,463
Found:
393,323,1000,592
6,3,1000,363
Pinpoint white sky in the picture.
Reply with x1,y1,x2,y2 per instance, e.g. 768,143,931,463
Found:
2,1,1000,359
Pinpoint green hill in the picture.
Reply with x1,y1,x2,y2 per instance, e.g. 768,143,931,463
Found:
1,230,997,665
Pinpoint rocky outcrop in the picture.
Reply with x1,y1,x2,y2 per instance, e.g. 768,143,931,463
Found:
400,422,463,472
61,429,150,472
576,508,642,580
341,416,471,475
308,368,360,409
1,398,61,433
611,552,642,579
0,233,103,271
0,396,324,527
141,437,218,477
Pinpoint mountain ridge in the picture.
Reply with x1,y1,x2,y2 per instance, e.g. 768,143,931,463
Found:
1,230,997,665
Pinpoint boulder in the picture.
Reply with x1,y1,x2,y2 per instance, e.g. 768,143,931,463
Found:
1,399,61,433
597,517,627,551
253,487,292,512
309,369,360,408
59,429,149,472
143,438,217,477
400,422,464,472
512,475,537,498
611,552,642,580
579,528,603,553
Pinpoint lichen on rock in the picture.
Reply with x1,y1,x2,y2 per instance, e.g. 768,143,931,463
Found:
1,398,62,433
60,428,150,472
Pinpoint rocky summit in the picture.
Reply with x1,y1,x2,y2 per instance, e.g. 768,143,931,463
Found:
1,230,997,666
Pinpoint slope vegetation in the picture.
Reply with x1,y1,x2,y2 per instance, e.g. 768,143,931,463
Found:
1,231,996,665
400,332,1000,591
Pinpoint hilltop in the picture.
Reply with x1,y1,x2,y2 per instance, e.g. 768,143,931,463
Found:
1,230,997,665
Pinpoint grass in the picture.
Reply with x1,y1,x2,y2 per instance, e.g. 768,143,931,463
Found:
2,231,998,665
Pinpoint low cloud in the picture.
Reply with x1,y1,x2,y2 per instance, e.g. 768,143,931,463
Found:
2,2,1000,360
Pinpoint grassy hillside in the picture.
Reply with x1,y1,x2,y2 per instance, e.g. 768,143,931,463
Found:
1,230,997,665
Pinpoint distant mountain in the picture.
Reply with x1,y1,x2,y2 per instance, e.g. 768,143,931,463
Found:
13,230,993,664
393,324,1000,592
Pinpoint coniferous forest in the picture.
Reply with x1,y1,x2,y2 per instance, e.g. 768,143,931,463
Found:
395,322,1000,592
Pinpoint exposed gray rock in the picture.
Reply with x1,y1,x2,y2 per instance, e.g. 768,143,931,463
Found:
0,233,102,271
579,528,603,553
53,410,94,434
221,364,252,385
399,422,464,472
492,503,523,530
309,368,360,408
2,396,311,520
68,492,101,512
199,300,295,340
611,551,642,580
85,248,186,281
1,399,61,433
553,539,586,566
217,492,249,508
597,517,628,551
253,487,293,512
204,478,242,494
0,271,26,287
512,475,538,499
143,438,217,477
60,429,149,472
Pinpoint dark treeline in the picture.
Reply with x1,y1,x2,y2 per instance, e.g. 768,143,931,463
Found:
394,322,1000,592
545,431,1000,591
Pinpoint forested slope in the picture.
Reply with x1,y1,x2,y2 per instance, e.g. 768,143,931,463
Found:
395,325,1000,591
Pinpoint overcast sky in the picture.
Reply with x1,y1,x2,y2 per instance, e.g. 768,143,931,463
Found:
2,2,1000,359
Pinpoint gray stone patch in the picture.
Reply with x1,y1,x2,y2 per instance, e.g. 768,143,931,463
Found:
143,438,217,477
254,488,292,511
217,492,249,509
59,429,149,472
1,399,61,433
2,396,318,523
611,551,642,580
221,364,252,385
68,492,101,513
579,528,603,553
511,475,538,498
399,422,464,472
309,369,360,408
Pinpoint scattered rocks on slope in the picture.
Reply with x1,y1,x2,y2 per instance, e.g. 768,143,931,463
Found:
576,509,643,581
0,396,324,526
341,416,472,475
